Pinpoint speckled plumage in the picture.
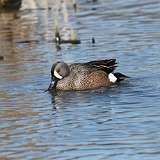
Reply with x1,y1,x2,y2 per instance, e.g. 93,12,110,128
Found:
56,64,109,90
49,59,128,91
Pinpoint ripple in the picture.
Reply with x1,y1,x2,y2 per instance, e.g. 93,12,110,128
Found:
1,0,160,159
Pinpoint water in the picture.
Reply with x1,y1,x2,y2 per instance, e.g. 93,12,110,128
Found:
1,0,160,159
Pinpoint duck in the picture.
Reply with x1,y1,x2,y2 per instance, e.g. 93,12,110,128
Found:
48,59,128,91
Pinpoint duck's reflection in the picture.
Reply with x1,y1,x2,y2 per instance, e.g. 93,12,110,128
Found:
48,88,117,129
49,88,114,110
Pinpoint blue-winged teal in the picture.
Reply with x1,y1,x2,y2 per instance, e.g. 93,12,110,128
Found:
48,59,128,91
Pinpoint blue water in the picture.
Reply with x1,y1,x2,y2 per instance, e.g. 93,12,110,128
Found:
0,0,160,159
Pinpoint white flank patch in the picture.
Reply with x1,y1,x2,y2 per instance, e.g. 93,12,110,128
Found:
108,73,117,83
54,70,63,79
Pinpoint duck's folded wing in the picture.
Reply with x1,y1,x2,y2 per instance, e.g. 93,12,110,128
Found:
86,59,117,73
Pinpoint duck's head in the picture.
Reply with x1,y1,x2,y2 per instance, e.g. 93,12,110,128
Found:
48,62,70,91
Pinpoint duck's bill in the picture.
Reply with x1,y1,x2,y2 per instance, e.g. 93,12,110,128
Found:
47,80,55,91
46,77,57,92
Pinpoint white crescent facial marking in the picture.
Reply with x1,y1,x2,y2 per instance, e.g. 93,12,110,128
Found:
54,70,63,79
108,73,117,83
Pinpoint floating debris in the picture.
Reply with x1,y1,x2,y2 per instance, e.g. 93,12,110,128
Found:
55,28,81,45
62,39,81,44
92,37,95,44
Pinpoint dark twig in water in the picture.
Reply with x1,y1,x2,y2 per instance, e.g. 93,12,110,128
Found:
55,27,61,45
55,28,81,45
92,37,95,44
55,27,61,49
72,0,77,12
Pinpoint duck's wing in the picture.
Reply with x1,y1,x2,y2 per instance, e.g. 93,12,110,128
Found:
86,59,117,73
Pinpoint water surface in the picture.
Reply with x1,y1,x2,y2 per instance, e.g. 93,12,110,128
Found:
1,0,160,159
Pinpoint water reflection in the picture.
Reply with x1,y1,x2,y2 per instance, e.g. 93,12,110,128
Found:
1,0,160,160
49,83,130,111
0,12,19,54
1,2,63,56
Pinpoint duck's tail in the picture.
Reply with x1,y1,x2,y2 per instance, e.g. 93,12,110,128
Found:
114,72,129,82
